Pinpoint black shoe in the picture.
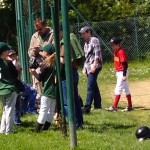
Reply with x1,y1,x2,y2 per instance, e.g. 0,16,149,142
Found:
94,106,102,109
42,121,51,131
76,125,83,130
14,120,22,126
82,106,91,114
35,122,43,133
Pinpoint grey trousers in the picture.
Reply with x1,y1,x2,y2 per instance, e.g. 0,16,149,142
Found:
0,91,17,135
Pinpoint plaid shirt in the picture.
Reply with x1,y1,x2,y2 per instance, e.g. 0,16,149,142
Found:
83,37,102,74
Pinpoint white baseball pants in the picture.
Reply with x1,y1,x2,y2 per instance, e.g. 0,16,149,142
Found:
0,91,17,135
37,96,56,124
115,71,130,95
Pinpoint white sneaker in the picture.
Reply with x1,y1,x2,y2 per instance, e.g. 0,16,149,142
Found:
121,107,134,112
0,131,5,134
105,106,117,112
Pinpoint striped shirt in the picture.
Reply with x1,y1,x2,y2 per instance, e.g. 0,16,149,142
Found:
83,37,102,74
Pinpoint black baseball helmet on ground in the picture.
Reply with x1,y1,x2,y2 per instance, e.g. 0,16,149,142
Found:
135,126,150,141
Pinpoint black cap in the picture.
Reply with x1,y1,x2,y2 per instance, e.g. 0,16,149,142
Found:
109,37,122,45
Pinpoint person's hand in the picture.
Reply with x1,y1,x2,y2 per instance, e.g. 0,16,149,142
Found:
34,45,41,54
82,68,87,76
54,75,57,84
16,66,22,73
29,68,35,73
122,76,127,81
91,63,97,73
60,56,65,64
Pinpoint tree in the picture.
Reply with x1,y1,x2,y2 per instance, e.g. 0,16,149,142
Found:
0,0,16,47
69,0,150,22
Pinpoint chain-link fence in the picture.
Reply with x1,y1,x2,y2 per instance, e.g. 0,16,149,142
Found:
21,1,150,62
22,0,52,45
71,16,150,62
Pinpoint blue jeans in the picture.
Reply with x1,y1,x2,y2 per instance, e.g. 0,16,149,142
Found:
85,68,102,108
21,83,37,113
62,69,83,127
14,94,21,123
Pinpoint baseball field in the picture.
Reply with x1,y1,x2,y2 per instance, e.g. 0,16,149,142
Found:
0,60,150,150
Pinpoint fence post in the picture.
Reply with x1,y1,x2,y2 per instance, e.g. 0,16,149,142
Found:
41,0,46,21
134,14,139,60
28,0,34,40
51,1,67,136
61,0,77,148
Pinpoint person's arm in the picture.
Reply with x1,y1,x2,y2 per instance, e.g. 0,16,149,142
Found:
122,61,128,81
28,34,41,57
28,35,36,57
94,38,102,64
122,61,128,76
7,60,18,79
47,29,55,44
91,38,102,73
30,64,46,82
60,44,65,64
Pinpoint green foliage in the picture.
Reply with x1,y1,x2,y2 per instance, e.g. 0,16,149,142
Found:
69,0,150,22
134,0,150,15
0,0,16,48
0,0,149,50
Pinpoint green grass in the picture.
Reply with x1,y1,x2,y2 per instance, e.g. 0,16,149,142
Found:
1,61,150,150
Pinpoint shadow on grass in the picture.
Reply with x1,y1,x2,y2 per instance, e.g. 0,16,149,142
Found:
115,106,150,111
133,106,150,110
15,120,66,134
83,121,136,133
14,120,35,133
21,120,35,128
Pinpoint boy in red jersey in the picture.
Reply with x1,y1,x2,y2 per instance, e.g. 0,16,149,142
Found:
105,37,133,112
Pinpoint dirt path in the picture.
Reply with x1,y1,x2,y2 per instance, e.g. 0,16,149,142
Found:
119,80,150,109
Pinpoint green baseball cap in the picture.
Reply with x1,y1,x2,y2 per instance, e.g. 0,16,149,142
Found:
0,42,11,53
40,44,55,55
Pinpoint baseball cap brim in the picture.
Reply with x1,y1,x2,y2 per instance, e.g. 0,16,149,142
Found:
109,37,122,46
8,50,16,56
40,44,55,55
39,47,45,51
79,26,90,33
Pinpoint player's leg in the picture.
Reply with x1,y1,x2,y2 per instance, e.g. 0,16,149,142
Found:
122,72,133,111
42,98,56,131
5,92,17,134
35,96,49,132
106,72,123,111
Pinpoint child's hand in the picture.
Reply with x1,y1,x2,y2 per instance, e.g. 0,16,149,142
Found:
34,45,41,53
54,75,57,84
82,68,87,76
91,63,97,73
122,76,127,81
29,68,35,73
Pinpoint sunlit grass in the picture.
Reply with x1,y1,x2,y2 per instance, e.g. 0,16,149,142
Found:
0,61,150,150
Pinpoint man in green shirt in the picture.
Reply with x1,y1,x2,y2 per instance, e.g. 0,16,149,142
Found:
59,25,84,129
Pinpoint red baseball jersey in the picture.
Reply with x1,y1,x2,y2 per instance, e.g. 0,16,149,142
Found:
114,48,127,71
